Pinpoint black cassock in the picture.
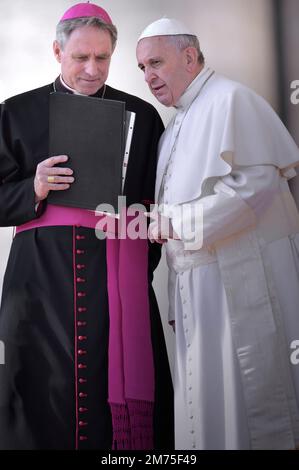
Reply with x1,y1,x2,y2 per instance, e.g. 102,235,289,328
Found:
0,79,174,450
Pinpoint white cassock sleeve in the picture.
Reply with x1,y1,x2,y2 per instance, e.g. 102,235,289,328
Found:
169,164,282,251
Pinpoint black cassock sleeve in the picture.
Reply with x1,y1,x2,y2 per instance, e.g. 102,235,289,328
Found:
0,102,40,227
143,108,165,279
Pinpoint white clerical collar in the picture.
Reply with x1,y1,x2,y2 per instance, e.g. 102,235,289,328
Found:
175,66,214,110
59,75,85,95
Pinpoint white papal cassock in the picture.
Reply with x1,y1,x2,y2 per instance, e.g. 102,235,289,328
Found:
157,67,299,449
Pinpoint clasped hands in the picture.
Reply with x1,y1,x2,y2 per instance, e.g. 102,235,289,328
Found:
145,209,180,244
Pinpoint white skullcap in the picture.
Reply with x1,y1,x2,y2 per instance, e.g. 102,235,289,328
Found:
138,18,196,42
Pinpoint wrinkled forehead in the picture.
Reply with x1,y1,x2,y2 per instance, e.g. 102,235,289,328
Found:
137,36,177,61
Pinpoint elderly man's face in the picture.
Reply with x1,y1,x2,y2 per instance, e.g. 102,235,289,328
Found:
53,26,113,95
136,36,191,107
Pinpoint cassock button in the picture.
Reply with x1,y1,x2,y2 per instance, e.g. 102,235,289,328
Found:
77,321,87,327
78,349,87,355
79,407,88,413
79,436,88,441
79,392,88,398
78,363,87,369
78,335,87,341
77,264,86,270
79,378,87,384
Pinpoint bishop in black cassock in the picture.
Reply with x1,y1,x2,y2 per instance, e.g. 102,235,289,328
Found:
0,3,173,450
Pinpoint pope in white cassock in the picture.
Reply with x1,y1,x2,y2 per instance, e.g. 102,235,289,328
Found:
136,18,299,450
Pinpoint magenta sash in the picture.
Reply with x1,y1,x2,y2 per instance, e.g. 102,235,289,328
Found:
16,204,155,449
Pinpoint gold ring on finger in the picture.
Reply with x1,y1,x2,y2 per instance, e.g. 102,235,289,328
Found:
47,175,55,183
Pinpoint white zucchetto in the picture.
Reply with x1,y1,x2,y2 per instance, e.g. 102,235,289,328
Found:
138,18,196,42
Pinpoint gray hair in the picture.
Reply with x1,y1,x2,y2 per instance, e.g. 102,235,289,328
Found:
56,17,118,50
167,34,204,64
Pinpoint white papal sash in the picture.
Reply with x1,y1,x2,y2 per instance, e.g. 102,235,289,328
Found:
215,228,299,449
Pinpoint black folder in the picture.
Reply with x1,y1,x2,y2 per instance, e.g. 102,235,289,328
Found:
47,92,126,212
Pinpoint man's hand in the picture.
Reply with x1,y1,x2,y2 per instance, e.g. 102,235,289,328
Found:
145,210,180,244
34,155,74,202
